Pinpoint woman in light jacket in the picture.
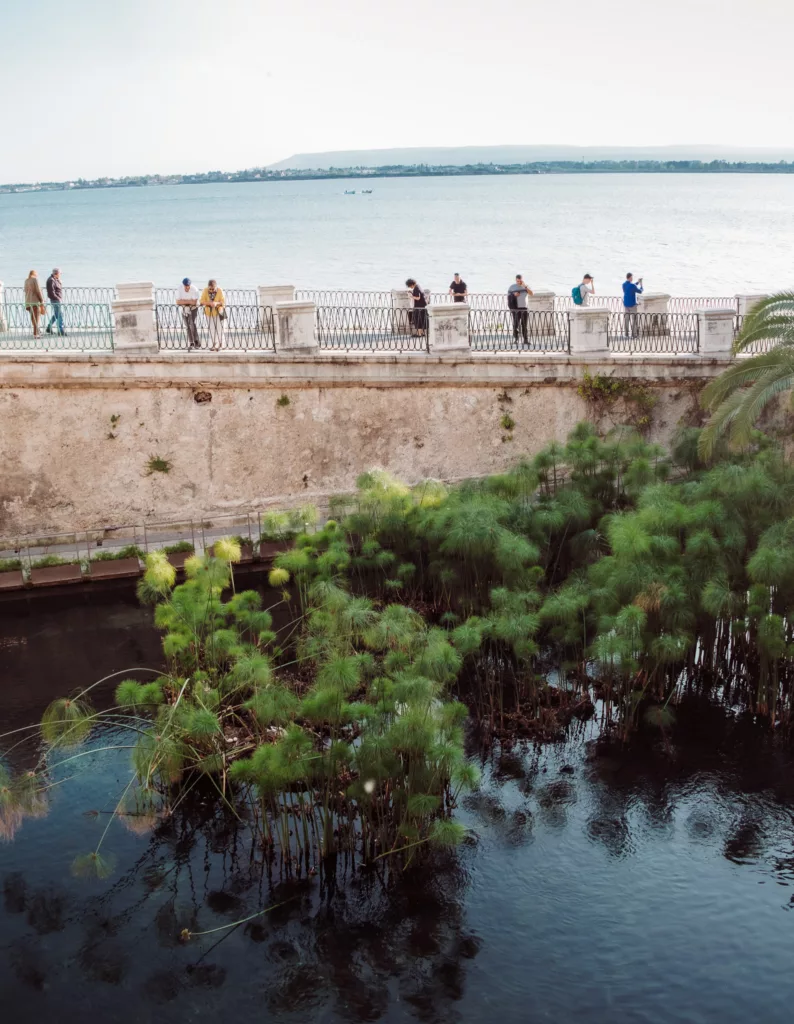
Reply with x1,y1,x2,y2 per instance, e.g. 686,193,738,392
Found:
200,279,226,350
23,270,45,338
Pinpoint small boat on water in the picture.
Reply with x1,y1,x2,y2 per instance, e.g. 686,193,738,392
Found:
344,190,356,195
361,189,373,194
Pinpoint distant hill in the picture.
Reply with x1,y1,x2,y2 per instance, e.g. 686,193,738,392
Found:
270,144,794,171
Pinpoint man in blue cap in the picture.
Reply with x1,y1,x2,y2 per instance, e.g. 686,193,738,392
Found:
176,277,201,348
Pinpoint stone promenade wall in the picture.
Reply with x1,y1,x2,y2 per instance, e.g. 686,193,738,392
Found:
0,352,728,536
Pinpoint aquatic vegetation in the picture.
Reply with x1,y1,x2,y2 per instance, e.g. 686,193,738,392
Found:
6,419,794,876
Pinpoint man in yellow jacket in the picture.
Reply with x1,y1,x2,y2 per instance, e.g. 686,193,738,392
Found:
200,279,226,350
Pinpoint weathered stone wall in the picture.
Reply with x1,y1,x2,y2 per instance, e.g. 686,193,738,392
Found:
0,352,726,536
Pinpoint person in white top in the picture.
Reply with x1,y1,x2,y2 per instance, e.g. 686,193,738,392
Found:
176,277,201,348
579,274,595,306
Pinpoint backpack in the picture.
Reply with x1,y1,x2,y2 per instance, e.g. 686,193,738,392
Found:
507,289,518,311
571,285,584,306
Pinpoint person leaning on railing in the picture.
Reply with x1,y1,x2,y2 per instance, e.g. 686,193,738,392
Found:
24,270,45,338
176,277,201,348
200,279,226,351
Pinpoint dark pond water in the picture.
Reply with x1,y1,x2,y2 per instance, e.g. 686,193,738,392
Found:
1,583,793,1023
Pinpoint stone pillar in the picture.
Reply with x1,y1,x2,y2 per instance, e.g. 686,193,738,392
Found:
0,280,6,332
697,309,735,356
112,282,157,352
259,285,296,308
569,307,610,356
526,290,555,336
391,288,413,335
259,286,296,345
428,303,470,353
637,293,670,316
736,294,767,317
116,282,154,302
275,301,317,352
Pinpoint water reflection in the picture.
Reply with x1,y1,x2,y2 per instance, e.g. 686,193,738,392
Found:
2,588,794,1021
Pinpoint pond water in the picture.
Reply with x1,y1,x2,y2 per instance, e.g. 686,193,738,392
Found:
1,584,793,1022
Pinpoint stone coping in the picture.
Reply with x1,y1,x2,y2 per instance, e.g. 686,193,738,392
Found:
0,349,732,389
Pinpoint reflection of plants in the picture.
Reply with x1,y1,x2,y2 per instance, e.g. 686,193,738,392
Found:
146,455,172,475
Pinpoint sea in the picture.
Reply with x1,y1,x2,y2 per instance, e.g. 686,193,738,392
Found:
1,173,793,297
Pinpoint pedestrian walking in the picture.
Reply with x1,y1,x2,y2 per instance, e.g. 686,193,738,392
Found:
45,268,65,336
406,278,428,336
176,277,201,348
449,273,468,303
507,274,533,345
24,270,45,338
200,279,226,350
622,272,644,337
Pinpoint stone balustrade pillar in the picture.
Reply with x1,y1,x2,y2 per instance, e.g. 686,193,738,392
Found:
428,303,470,353
0,280,6,332
568,307,610,356
526,290,556,336
275,301,317,352
697,308,735,356
637,293,670,316
259,286,297,346
391,288,413,335
736,294,767,317
112,282,157,352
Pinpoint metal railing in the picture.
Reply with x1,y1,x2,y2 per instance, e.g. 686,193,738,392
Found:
155,304,275,350
155,286,259,307
0,303,114,350
469,309,570,351
669,296,738,314
3,285,116,305
733,314,782,355
607,312,699,354
315,306,427,351
298,289,392,308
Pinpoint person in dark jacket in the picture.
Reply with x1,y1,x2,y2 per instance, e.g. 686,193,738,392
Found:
45,268,65,336
405,278,428,336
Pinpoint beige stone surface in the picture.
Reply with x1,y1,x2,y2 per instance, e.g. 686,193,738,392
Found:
0,352,723,536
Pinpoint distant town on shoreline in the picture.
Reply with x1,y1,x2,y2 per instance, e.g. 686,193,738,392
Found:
3,159,794,194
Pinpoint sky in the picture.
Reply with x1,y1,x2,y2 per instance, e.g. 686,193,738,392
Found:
2,0,792,182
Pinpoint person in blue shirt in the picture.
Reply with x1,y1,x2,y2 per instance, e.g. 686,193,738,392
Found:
622,273,643,337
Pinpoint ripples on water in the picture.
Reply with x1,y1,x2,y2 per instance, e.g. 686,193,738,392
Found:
1,587,793,1023
1,174,794,295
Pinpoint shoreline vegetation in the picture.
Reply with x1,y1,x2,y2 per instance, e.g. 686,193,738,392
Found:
4,159,794,194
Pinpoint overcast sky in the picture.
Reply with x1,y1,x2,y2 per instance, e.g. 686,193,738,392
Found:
2,0,791,181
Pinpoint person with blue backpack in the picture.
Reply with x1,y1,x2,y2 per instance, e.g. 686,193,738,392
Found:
571,274,595,307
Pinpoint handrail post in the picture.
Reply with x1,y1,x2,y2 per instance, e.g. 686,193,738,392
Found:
569,307,610,356
390,289,412,335
112,282,157,353
697,308,735,357
258,286,295,346
428,303,470,352
735,294,767,317
275,301,318,352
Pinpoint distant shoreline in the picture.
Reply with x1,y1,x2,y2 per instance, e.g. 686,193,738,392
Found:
3,160,794,194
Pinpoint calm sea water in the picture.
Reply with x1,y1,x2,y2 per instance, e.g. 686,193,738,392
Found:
1,585,793,1022
1,174,793,297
